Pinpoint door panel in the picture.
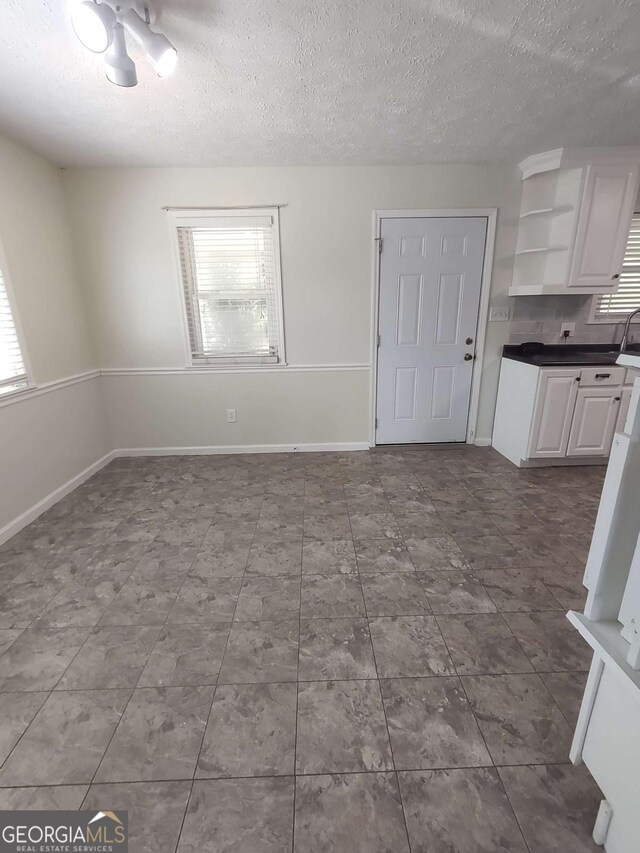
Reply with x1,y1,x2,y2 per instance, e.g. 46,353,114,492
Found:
376,217,487,444
567,387,620,456
529,370,580,457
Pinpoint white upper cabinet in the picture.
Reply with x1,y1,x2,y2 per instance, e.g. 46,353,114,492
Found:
568,163,639,290
510,148,640,296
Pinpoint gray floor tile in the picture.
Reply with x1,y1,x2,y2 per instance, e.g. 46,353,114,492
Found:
368,616,454,678
399,767,527,853
189,537,251,578
301,574,366,618
0,578,65,629
95,686,214,782
302,540,357,574
348,512,400,540
246,542,303,576
177,777,294,853
436,613,534,675
534,564,587,609
303,515,352,541
462,673,574,764
354,539,415,573
218,620,299,684
296,680,393,774
0,691,48,765
498,764,601,853
56,625,161,689
100,576,182,626
504,611,592,672
0,785,89,809
34,580,123,628
298,618,377,681
506,534,581,568
0,629,22,657
168,576,241,624
197,682,296,778
361,571,430,616
234,577,301,621
453,534,521,569
405,536,469,571
83,781,191,853
541,671,588,726
138,623,230,687
0,625,91,692
478,569,563,612
0,689,130,786
381,677,491,770
294,773,410,853
420,571,496,615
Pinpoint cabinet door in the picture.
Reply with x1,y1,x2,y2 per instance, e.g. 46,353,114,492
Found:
566,387,621,456
528,370,580,457
616,386,633,435
569,163,639,291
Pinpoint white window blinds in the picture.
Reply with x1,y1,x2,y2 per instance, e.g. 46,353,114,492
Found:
593,215,640,321
175,210,284,364
0,266,28,395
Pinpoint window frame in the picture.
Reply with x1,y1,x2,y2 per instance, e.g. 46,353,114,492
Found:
589,212,640,325
168,207,287,369
0,237,33,398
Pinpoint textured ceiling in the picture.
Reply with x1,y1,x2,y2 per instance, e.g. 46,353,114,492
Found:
0,0,639,167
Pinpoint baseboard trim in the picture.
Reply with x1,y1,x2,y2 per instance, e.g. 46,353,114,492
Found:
474,437,492,447
0,451,116,547
114,442,370,456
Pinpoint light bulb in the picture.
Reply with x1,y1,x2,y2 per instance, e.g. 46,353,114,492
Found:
71,0,116,54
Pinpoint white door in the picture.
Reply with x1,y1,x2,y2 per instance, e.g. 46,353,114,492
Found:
375,217,487,444
567,387,621,456
569,163,639,291
528,369,580,458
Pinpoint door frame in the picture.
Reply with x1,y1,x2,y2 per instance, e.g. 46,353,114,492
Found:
369,208,498,447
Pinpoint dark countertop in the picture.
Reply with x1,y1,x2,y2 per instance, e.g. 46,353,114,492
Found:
503,343,640,367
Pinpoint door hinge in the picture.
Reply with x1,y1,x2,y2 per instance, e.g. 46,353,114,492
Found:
376,333,381,348
375,417,378,428
375,237,383,255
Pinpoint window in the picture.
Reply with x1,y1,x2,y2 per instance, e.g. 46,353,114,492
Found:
171,208,285,365
0,263,28,395
591,214,640,322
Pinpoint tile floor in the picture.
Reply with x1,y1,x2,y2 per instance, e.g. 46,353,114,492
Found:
0,446,605,852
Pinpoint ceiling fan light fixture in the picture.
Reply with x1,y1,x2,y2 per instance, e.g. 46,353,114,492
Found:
104,22,138,87
122,8,178,76
71,0,116,54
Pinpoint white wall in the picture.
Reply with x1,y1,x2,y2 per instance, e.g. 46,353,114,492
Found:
63,164,520,448
0,134,110,539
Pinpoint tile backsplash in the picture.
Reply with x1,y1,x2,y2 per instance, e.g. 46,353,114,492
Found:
509,295,639,345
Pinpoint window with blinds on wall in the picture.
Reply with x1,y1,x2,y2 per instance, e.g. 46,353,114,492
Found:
592,214,640,322
0,265,28,395
173,208,285,365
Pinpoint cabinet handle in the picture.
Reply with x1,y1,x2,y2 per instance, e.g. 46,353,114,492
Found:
575,377,580,381
615,396,621,402
612,273,620,279
595,373,611,379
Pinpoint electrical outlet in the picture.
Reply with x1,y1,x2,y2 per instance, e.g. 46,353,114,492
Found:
489,306,510,322
226,408,237,423
561,323,575,338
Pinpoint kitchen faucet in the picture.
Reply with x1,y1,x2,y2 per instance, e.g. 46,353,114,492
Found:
620,307,640,353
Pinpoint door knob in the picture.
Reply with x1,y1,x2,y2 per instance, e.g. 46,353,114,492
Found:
464,353,473,361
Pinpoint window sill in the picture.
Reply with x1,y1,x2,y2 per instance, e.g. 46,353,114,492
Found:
0,384,32,401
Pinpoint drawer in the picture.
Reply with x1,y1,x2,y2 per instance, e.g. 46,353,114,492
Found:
579,366,625,386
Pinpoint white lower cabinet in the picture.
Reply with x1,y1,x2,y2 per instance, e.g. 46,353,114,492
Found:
567,387,622,457
493,358,631,467
528,369,580,458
